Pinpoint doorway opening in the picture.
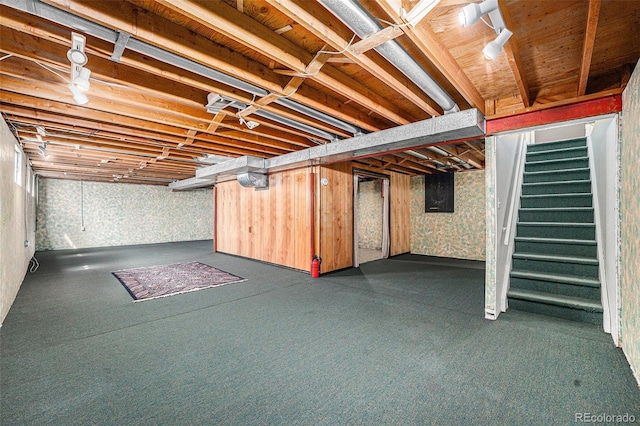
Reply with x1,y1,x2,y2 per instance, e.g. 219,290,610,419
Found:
353,170,390,267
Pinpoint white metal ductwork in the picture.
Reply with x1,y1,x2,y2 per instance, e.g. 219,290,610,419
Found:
318,0,459,115
2,0,364,138
237,172,268,189
205,93,339,141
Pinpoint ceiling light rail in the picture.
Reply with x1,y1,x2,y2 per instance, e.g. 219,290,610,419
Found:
67,31,91,104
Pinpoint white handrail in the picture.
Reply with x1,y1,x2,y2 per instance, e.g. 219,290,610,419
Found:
502,133,528,245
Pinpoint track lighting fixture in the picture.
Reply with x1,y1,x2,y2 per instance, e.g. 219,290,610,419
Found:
73,67,91,91
458,0,498,27
67,32,91,104
482,29,513,60
239,117,260,130
458,0,511,60
38,142,48,157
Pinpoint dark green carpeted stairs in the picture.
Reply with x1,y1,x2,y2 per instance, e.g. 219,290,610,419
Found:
508,138,603,326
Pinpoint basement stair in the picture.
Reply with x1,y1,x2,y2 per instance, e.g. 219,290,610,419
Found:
507,138,603,326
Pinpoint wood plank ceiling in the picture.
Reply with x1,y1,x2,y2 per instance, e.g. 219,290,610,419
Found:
1,0,638,185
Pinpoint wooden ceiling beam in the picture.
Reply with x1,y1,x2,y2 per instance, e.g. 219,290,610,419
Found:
263,0,441,117
0,74,307,153
238,50,334,119
0,23,352,140
14,120,194,154
0,46,329,147
0,97,289,157
497,0,530,108
348,26,404,56
40,0,411,126
1,104,189,145
370,0,485,114
28,2,391,131
578,0,602,96
17,130,194,160
437,145,483,169
354,158,421,175
4,110,261,159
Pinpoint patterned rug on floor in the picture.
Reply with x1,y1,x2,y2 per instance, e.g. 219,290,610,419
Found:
112,261,246,302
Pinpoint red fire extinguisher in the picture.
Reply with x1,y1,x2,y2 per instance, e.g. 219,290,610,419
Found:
311,255,321,278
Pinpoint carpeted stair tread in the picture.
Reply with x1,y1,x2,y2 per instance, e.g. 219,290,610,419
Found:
512,252,598,265
525,156,589,167
526,146,587,157
523,167,591,183
526,146,588,162
527,138,587,152
524,167,590,177
515,236,596,246
507,289,603,312
522,179,591,188
519,207,593,213
527,146,587,159
517,221,594,228
521,180,592,195
521,193,592,199
510,269,600,287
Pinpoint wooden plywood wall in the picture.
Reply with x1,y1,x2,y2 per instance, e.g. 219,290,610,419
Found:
390,172,411,256
215,168,312,271
318,162,353,273
215,162,411,275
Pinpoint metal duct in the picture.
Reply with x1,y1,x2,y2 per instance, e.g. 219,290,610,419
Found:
237,172,268,189
317,0,459,114
223,97,338,141
2,0,362,136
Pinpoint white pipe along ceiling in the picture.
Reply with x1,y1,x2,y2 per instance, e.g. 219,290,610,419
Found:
317,0,460,115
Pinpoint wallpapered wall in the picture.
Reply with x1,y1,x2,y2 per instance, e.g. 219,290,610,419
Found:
357,179,383,250
620,61,640,384
410,170,486,261
1,117,36,325
36,179,213,251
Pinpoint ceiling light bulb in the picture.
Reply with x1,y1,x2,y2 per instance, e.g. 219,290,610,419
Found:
459,0,498,27
73,67,91,91
482,28,513,60
68,83,89,105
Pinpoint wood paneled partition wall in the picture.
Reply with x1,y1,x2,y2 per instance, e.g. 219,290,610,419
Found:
215,162,411,274
318,163,354,273
390,173,411,256
216,168,312,271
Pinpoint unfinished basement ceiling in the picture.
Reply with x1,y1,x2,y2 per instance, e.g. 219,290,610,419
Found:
1,0,638,185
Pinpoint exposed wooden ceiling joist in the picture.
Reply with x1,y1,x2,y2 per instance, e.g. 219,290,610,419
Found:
498,0,530,108
578,0,602,96
0,0,637,185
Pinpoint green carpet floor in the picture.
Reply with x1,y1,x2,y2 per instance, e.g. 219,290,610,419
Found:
1,241,638,425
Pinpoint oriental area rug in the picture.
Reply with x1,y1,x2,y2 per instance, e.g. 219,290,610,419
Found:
112,261,246,302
